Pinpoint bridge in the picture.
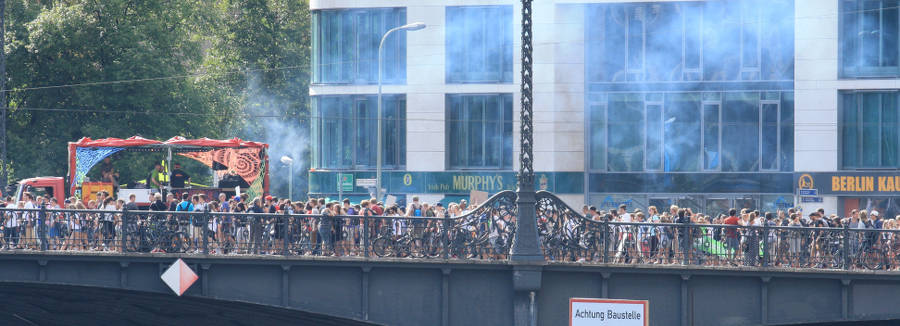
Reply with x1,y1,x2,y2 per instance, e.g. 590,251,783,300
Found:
2,191,900,326
5,1,900,325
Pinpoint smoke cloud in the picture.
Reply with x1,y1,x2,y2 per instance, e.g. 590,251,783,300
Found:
239,73,308,200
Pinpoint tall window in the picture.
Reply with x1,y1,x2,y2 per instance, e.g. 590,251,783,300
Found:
446,6,513,83
585,1,793,83
446,94,513,169
311,95,406,169
841,0,900,77
588,92,793,172
841,91,899,169
312,8,406,84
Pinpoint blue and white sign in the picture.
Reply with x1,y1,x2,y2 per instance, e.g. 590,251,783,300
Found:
799,189,818,197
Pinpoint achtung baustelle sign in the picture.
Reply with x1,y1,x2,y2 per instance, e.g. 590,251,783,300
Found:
569,298,649,326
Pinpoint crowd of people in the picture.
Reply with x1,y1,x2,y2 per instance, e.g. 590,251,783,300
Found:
0,191,485,257
2,191,900,271
551,204,900,270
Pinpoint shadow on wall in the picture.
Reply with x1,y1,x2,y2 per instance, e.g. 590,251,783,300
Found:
0,282,380,326
784,320,900,326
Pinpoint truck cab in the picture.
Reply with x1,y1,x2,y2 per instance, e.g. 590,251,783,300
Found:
12,177,66,203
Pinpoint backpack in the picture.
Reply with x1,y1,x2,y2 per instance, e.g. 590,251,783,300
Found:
176,201,191,212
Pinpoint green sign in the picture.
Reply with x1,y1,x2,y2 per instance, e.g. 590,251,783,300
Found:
339,173,354,192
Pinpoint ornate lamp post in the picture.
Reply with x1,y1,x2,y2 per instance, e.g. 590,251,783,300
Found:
510,1,542,325
510,0,542,263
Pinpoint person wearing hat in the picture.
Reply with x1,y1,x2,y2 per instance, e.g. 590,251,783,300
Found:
871,210,883,229
264,195,276,213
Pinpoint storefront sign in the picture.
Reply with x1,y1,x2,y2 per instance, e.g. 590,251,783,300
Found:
569,298,648,326
338,173,354,192
309,171,583,195
795,172,900,196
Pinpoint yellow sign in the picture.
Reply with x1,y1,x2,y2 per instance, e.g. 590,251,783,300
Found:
831,176,900,192
403,173,412,186
798,174,814,190
451,175,505,192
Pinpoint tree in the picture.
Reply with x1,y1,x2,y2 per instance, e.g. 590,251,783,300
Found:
209,0,311,200
5,0,234,184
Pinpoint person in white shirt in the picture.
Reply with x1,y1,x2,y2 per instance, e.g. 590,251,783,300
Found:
22,193,37,249
3,197,18,249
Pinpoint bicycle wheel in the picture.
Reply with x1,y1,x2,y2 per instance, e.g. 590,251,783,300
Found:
408,238,425,258
862,247,884,270
372,237,392,257
125,232,140,252
170,232,191,253
422,234,442,258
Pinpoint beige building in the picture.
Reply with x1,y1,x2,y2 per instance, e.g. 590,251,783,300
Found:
308,0,899,218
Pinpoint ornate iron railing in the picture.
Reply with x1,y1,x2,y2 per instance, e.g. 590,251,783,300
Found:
3,194,900,272
0,191,518,261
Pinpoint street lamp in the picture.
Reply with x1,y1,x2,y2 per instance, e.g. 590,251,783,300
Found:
376,22,426,202
280,155,294,200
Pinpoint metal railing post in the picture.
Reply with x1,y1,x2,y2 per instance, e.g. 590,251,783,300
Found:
363,215,370,258
843,223,850,270
39,206,47,251
121,208,128,253
762,223,769,267
442,214,450,259
203,213,210,255
282,212,289,256
681,225,690,265
602,221,609,264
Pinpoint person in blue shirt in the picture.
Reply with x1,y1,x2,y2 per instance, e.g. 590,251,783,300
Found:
175,193,194,212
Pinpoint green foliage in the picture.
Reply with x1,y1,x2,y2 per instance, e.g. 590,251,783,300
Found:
3,0,311,197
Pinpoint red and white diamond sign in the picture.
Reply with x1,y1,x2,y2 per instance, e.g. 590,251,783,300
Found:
161,258,198,296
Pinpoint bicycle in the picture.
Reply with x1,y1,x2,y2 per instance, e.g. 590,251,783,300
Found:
372,224,424,258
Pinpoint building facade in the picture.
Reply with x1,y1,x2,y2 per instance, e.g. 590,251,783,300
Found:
307,0,895,217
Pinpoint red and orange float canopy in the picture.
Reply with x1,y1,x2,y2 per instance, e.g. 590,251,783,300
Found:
67,136,269,198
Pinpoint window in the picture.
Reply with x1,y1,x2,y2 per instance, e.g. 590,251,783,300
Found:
588,99,607,171
702,93,722,170
446,94,513,169
722,92,760,172
607,94,644,171
589,92,793,172
446,6,513,83
841,91,899,169
585,1,793,83
311,95,406,169
841,0,900,77
312,8,406,84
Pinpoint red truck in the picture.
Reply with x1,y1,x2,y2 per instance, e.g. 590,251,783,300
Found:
11,177,67,203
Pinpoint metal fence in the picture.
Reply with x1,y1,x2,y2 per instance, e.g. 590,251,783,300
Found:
2,203,899,272
0,192,517,261
538,219,900,270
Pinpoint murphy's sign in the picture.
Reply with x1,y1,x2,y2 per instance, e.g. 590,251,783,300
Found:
795,172,900,196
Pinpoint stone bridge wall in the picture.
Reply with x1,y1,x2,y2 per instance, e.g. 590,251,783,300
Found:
2,253,899,326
